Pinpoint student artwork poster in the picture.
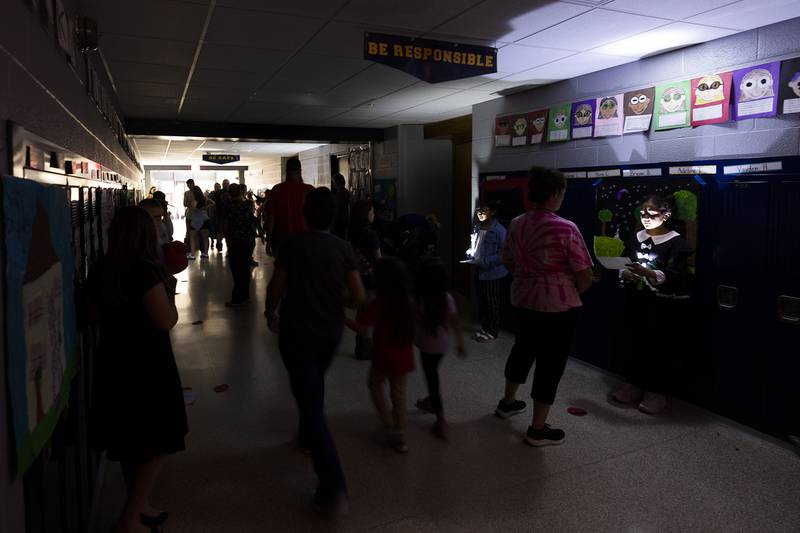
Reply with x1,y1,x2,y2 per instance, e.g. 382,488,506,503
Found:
691,71,732,126
511,114,528,146
527,109,548,144
622,87,655,134
654,80,691,131
570,99,595,139
547,103,571,142
594,94,624,137
779,58,800,115
495,116,511,147
732,62,780,119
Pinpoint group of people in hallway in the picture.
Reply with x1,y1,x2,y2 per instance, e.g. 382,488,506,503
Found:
89,160,693,530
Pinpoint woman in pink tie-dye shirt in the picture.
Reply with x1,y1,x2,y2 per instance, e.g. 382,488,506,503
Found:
494,167,593,447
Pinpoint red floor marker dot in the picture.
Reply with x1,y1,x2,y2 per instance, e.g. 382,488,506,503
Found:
214,384,229,393
567,407,587,416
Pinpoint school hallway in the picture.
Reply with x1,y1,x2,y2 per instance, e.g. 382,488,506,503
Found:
90,241,800,533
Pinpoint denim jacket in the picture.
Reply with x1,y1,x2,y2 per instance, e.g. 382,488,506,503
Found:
476,219,509,281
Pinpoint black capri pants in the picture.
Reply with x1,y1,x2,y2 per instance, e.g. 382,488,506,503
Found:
503,306,579,405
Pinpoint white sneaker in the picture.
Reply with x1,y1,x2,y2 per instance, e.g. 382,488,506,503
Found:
638,392,667,415
612,383,644,405
186,253,196,260
200,253,209,259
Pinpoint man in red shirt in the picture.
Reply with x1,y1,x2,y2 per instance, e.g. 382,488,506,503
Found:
264,158,314,255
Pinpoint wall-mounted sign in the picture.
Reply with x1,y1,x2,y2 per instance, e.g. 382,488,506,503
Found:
669,165,717,175
202,154,240,164
364,32,497,83
587,169,622,178
723,161,782,174
623,168,662,177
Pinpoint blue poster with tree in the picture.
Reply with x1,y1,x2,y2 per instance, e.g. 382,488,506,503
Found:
2,176,76,476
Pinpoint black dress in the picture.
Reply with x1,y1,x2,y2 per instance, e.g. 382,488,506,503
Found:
620,230,693,393
89,258,187,462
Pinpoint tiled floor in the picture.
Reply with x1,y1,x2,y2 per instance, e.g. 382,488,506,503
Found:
94,242,800,532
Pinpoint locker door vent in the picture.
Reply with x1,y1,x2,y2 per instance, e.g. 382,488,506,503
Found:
717,285,739,310
777,295,800,325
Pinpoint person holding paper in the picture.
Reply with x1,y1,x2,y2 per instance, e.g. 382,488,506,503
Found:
494,167,593,447
471,200,508,343
612,194,693,415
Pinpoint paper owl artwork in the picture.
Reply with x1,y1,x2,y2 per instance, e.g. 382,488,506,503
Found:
554,111,567,128
739,68,774,102
532,115,546,132
778,59,800,115
695,74,725,105
598,97,619,119
574,104,593,125
733,62,780,119
660,87,687,113
789,72,800,98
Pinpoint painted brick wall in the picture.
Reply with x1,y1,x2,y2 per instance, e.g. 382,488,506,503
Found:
472,18,800,179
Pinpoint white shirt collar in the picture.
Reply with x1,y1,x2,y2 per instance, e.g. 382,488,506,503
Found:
637,229,680,245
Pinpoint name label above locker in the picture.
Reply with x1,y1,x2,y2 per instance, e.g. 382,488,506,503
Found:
586,169,621,178
563,171,587,179
623,168,662,177
485,175,505,181
722,161,783,174
669,165,717,175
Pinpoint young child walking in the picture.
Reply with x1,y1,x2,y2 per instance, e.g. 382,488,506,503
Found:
346,257,416,453
415,259,466,440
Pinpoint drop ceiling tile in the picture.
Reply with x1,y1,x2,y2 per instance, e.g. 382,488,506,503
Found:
185,84,252,102
117,81,182,99
165,140,205,153
604,0,736,20
516,9,669,51
179,102,236,122
215,0,342,18
593,22,736,58
85,0,209,42
278,106,352,125
229,101,293,123
325,65,419,107
197,44,292,74
109,60,190,85
686,0,800,31
123,95,180,109
206,7,327,50
190,69,266,90
406,90,499,114
261,54,370,94
302,20,375,60
336,0,474,32
121,104,178,120
503,52,635,81
101,35,195,67
368,83,461,112
496,44,574,73
435,0,593,42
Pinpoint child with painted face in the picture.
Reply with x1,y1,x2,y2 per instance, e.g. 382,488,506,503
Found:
613,194,693,415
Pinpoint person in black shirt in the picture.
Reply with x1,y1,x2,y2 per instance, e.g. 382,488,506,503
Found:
265,187,365,516
88,206,187,532
225,183,257,307
612,194,693,415
331,172,350,239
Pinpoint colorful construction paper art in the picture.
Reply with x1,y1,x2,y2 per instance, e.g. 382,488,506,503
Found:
571,99,595,139
691,71,732,126
527,109,548,144
623,87,655,133
547,103,571,142
655,80,691,130
594,94,624,137
733,62,780,119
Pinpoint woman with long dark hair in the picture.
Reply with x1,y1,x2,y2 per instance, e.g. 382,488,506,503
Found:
88,206,187,532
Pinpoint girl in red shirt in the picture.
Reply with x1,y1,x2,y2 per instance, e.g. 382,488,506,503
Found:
347,257,416,453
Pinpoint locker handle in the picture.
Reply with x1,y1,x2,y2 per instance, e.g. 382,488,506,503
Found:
717,285,738,311
777,295,800,325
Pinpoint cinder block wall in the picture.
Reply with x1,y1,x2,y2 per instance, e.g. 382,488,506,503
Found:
472,18,800,179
